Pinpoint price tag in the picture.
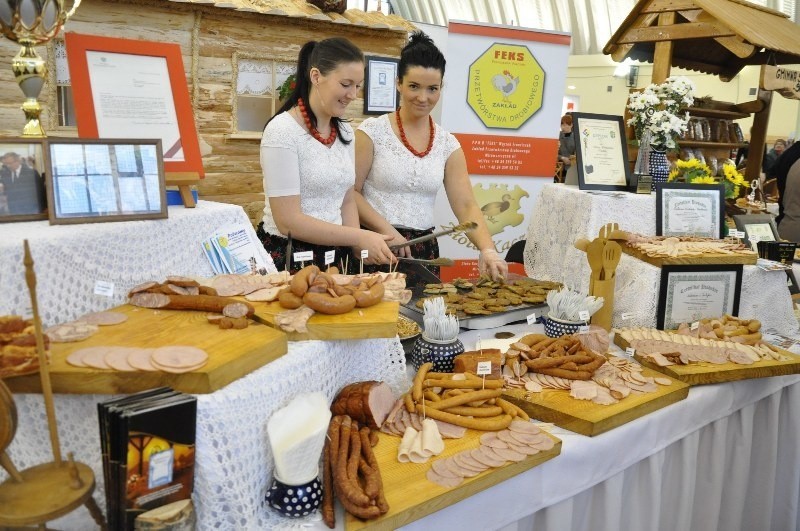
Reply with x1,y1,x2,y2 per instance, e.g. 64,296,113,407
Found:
691,321,699,331
293,251,313,262
625,347,636,356
578,325,590,333
621,312,633,320
731,230,745,239
476,361,492,376
94,280,114,298
324,250,335,265
360,249,369,259
578,311,590,321
526,312,537,325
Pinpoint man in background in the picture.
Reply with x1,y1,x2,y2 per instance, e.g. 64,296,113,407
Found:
0,151,45,215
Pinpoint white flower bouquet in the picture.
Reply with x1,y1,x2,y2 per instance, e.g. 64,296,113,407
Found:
627,76,695,150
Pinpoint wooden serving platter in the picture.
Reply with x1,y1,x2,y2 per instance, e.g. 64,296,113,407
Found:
249,301,399,341
4,305,287,395
502,367,689,437
345,428,561,530
621,245,757,266
614,334,800,385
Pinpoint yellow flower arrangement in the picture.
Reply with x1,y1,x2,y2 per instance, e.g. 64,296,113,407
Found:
668,158,749,199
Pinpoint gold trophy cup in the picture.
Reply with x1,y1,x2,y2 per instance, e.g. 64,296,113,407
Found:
0,0,81,136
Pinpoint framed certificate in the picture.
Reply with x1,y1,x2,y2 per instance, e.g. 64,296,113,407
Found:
572,112,631,191
732,214,779,251
656,183,725,239
0,138,48,223
657,264,743,330
363,56,399,115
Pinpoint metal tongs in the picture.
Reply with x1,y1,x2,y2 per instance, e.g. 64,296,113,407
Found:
388,221,478,251
395,256,455,267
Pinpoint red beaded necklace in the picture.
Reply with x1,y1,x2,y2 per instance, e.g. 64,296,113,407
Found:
297,98,337,146
396,110,434,158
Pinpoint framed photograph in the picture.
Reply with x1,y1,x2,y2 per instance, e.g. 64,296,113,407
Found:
363,56,399,115
65,32,204,177
0,139,48,222
45,138,167,225
572,112,631,191
732,214,779,251
656,183,725,238
657,264,743,330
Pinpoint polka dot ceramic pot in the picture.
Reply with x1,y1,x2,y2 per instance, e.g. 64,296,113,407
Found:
410,335,465,372
265,475,322,518
543,314,583,338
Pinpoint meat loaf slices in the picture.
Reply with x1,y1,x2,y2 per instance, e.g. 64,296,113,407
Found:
331,381,395,429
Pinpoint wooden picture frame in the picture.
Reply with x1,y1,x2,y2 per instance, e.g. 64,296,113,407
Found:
657,264,743,330
732,214,779,251
64,32,204,178
655,183,725,239
45,138,167,225
363,56,399,115
0,139,48,223
572,112,631,191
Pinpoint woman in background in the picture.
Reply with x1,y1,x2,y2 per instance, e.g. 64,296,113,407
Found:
354,32,507,282
557,114,575,173
257,37,395,272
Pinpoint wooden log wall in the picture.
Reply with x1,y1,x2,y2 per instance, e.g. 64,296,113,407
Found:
0,0,407,226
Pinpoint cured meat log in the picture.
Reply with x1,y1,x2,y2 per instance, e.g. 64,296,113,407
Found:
331,381,394,430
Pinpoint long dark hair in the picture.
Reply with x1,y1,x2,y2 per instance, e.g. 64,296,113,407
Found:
398,31,446,81
268,37,363,145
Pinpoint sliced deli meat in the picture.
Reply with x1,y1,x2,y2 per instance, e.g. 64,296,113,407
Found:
151,346,208,370
330,381,395,429
79,311,128,326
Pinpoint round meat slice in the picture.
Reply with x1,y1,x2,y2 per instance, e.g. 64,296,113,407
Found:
81,347,111,369
430,458,461,479
66,346,108,367
479,446,510,467
490,446,526,462
529,434,556,451
426,467,463,488
444,456,481,478
471,448,505,468
104,347,137,371
496,430,523,446
46,322,99,343
506,429,544,446
150,358,207,374
127,348,158,371
505,441,541,456
79,311,128,326
151,346,208,369
508,419,541,435
452,452,489,474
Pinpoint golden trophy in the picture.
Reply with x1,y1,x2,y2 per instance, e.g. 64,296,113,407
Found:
0,0,81,137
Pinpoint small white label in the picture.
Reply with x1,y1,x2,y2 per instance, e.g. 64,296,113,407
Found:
731,230,745,239
578,311,590,321
578,325,590,333
526,312,537,325
691,321,699,331
476,361,492,376
360,249,369,259
621,312,633,320
94,280,114,298
293,251,313,262
625,347,635,356
19,302,33,320
324,250,335,265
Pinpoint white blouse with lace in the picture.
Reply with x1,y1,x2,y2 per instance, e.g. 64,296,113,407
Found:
259,112,355,235
358,114,461,230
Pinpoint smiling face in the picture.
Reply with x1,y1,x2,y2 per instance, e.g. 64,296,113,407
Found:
397,66,443,119
309,60,364,119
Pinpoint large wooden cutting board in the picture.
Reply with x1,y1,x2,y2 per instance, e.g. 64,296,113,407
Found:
614,334,800,385
502,368,689,437
621,245,757,266
4,305,287,395
250,301,399,341
345,429,561,530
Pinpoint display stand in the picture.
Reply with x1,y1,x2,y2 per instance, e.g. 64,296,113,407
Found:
165,171,200,208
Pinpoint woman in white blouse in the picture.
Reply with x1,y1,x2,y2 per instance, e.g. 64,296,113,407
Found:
258,37,395,272
354,32,507,281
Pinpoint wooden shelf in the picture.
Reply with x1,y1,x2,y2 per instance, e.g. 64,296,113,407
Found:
681,107,749,120
678,140,748,149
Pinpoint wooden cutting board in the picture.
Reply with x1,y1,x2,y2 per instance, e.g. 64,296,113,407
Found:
502,368,689,437
249,301,399,341
621,245,757,266
614,334,800,385
345,428,561,530
4,305,287,395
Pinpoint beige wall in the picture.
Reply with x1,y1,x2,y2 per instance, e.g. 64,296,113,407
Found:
565,54,800,145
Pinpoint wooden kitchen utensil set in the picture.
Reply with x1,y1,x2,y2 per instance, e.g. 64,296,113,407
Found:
575,223,626,331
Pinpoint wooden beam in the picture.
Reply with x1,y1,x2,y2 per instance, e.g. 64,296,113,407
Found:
652,12,675,83
605,12,658,56
641,0,698,13
745,71,773,182
678,9,755,59
618,21,734,44
735,99,766,113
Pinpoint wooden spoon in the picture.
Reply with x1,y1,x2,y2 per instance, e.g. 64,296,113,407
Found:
574,238,591,252
603,241,622,280
586,239,606,285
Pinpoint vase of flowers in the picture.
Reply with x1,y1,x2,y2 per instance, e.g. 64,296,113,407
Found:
627,76,695,151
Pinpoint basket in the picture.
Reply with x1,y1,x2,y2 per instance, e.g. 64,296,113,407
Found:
543,314,583,338
409,335,464,372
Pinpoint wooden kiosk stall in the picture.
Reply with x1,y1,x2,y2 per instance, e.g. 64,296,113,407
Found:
603,0,800,182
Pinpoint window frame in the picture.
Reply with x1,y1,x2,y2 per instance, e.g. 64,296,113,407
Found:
231,51,297,138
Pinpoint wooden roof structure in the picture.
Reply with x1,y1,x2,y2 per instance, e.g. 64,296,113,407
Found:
164,0,416,32
604,0,800,82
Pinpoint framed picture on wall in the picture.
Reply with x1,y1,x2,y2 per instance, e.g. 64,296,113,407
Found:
45,138,167,225
572,112,631,191
363,56,399,115
655,183,725,239
0,139,48,223
657,264,743,330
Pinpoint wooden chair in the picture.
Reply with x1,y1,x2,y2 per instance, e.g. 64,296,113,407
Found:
554,162,565,183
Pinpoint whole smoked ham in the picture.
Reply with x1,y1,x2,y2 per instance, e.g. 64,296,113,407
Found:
331,381,395,429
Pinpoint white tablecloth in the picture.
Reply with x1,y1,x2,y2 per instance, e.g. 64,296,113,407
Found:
524,184,798,335
0,200,272,327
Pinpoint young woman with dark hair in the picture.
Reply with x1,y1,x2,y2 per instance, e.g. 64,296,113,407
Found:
258,37,395,272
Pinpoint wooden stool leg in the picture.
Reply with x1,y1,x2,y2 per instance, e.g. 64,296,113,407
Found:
84,496,107,531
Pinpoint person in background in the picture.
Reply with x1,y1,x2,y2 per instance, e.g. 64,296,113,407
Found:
354,31,508,282
257,37,395,272
764,138,786,177
557,114,575,172
773,140,800,242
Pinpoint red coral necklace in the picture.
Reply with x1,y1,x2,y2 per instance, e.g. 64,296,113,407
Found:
396,110,434,157
297,98,337,145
